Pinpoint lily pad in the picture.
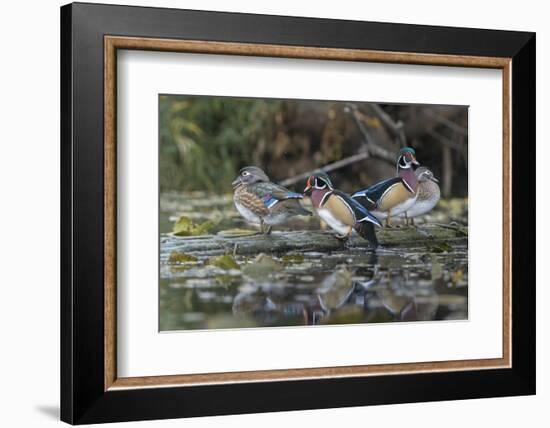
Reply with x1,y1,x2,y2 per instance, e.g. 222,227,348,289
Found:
173,215,214,236
204,255,240,270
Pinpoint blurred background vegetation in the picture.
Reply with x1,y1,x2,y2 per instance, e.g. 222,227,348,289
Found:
159,95,468,197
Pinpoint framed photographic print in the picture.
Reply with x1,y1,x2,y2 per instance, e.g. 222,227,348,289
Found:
60,2,535,424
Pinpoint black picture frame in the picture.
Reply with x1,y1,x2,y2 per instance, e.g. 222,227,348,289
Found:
61,2,535,424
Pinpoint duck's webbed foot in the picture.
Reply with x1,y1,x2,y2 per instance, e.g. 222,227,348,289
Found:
385,216,393,228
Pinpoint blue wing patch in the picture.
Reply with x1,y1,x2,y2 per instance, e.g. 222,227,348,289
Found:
262,192,303,209
285,192,304,199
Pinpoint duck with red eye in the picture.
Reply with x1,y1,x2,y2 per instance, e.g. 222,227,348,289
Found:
303,172,382,248
232,166,311,234
352,147,420,227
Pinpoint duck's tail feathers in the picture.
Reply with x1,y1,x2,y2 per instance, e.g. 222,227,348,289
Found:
357,211,383,228
354,221,379,248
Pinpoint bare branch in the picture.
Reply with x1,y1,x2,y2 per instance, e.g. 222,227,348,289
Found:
279,151,369,187
423,109,467,136
426,128,463,151
368,104,407,147
344,104,396,163
279,103,397,187
344,104,373,149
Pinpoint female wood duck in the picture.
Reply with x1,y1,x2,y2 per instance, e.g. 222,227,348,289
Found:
352,147,420,227
232,166,311,234
303,172,382,248
402,166,441,225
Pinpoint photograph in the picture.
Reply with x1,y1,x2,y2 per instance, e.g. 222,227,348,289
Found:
159,95,469,331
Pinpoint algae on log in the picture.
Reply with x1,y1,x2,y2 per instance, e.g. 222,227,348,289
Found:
160,224,467,259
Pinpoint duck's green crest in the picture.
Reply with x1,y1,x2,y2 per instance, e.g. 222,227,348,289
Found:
314,171,333,188
397,147,416,159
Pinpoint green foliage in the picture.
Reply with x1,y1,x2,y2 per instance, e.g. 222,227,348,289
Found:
159,96,470,197
160,95,282,192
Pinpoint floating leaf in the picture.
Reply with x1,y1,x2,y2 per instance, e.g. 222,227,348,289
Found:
217,228,258,237
204,255,240,270
173,215,214,236
172,215,193,234
242,253,284,278
378,254,406,269
454,226,468,237
215,274,239,287
429,242,453,253
282,254,305,264
451,269,464,285
168,251,198,264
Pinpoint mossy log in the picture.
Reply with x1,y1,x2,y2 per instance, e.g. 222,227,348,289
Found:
161,224,467,258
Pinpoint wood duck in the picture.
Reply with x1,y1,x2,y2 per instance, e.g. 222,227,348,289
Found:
303,172,382,248
232,166,311,234
402,166,441,225
352,147,420,227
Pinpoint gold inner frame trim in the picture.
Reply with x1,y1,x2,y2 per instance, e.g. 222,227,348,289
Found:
104,35,512,391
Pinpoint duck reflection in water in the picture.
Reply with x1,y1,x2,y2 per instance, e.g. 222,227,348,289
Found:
231,251,438,327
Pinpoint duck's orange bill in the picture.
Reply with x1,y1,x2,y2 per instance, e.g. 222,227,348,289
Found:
303,177,313,194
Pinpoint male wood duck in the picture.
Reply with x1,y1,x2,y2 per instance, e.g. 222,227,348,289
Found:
402,166,441,225
232,166,311,234
303,172,382,248
352,147,420,227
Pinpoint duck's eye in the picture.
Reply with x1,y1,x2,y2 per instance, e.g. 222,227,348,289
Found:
314,178,326,189
242,171,250,176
